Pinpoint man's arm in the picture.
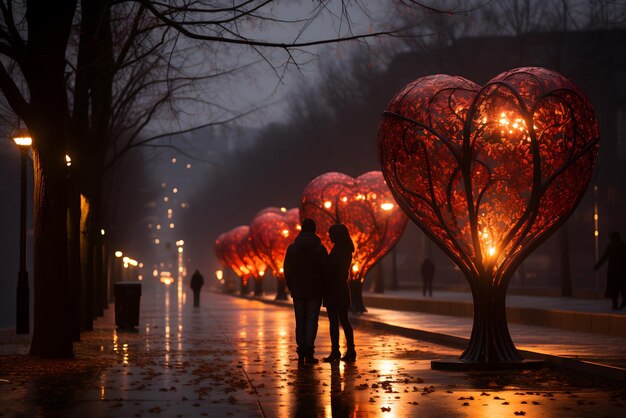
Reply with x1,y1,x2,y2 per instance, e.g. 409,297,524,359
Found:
284,246,293,290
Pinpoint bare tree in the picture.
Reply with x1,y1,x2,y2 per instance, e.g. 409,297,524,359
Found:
0,0,453,358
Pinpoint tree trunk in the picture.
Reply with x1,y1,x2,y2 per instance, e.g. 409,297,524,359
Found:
349,281,367,313
389,247,399,291
460,278,521,363
560,224,573,297
67,172,81,341
275,276,288,300
253,277,263,296
372,263,384,294
93,211,105,317
240,278,249,295
24,0,77,358
29,147,73,358
80,196,93,330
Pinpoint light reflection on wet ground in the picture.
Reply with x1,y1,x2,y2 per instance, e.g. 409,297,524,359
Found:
63,283,626,417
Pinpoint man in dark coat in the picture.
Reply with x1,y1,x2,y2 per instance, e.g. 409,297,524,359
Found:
190,270,205,308
594,231,626,310
284,218,328,363
421,257,435,297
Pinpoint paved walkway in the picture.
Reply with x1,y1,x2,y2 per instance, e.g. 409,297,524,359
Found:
364,289,625,316
257,289,626,375
3,283,626,417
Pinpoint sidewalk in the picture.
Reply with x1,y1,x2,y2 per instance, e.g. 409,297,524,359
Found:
360,289,626,338
3,284,625,417
254,290,626,382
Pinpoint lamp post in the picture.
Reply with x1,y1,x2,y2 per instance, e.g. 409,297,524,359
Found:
13,129,32,334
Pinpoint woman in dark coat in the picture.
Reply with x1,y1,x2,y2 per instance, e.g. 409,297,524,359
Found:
323,224,356,362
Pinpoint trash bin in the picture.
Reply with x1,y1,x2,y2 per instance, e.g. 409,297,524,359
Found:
114,282,142,329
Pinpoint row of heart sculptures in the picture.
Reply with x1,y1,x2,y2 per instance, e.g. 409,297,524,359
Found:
215,67,600,363
214,170,408,306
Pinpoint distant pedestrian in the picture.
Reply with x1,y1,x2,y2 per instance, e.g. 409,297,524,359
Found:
421,257,435,297
594,231,626,310
190,270,205,307
322,224,356,363
284,218,328,364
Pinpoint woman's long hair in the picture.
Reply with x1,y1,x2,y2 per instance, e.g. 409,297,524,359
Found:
328,224,355,253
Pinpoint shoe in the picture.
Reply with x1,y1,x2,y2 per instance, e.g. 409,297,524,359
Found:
305,356,319,364
323,350,341,362
341,348,356,362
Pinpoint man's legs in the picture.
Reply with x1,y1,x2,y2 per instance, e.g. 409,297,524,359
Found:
193,291,200,307
293,300,307,359
304,299,322,359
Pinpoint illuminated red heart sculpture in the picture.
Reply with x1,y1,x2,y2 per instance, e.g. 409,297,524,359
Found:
215,229,247,289
378,67,599,364
217,226,265,291
300,171,408,312
250,208,300,300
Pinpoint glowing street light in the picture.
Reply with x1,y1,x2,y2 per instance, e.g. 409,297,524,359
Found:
13,128,32,334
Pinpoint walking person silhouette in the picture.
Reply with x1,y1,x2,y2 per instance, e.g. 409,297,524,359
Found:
284,218,328,364
594,231,626,310
421,257,435,297
190,270,204,307
322,224,356,363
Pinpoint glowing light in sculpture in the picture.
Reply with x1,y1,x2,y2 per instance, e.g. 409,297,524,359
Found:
249,208,301,300
377,67,599,363
300,171,408,312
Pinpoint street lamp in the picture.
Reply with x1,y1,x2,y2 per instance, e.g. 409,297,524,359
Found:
13,128,32,334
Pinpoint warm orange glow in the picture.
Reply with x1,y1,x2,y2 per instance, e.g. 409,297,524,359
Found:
215,226,266,284
13,136,32,147
153,269,159,277
378,68,600,363
249,208,300,280
65,154,72,167
115,251,123,258
301,171,407,284
216,270,223,281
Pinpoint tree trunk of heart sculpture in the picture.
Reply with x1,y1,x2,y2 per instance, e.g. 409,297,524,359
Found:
350,281,367,313
275,277,288,300
461,275,521,363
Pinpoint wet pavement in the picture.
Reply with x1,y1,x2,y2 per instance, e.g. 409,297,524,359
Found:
2,282,626,417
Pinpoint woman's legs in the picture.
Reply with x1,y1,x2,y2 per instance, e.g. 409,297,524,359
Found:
324,307,342,362
327,307,340,349
337,306,354,348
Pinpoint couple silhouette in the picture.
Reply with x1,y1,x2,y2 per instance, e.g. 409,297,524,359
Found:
284,218,356,364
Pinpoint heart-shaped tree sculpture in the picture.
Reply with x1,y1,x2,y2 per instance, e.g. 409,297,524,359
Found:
378,67,599,364
215,228,249,293
250,208,301,300
301,171,408,312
